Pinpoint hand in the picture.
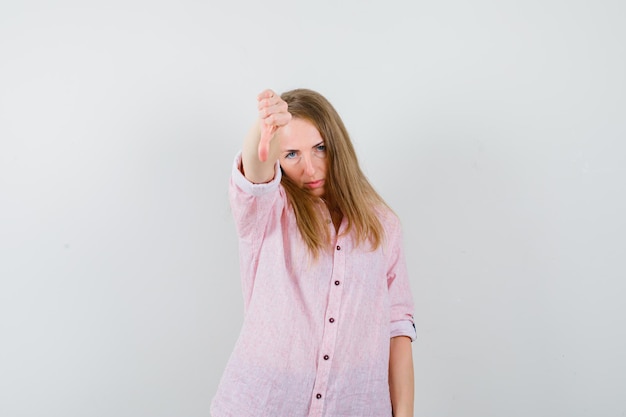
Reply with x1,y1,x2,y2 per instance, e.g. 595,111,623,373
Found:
256,89,291,162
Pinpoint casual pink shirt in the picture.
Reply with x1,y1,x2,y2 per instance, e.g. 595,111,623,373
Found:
210,154,416,417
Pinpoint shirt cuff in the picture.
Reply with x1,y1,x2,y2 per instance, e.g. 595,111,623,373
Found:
231,152,282,197
390,319,417,342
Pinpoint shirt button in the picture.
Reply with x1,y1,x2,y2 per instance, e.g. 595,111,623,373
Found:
336,245,341,250
334,280,340,286
329,317,335,323
323,355,329,360
316,393,322,399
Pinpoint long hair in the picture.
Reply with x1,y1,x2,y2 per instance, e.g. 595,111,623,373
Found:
279,88,390,257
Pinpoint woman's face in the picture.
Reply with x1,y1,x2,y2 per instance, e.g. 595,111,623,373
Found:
278,118,328,197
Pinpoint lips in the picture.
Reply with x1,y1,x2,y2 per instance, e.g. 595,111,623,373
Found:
305,179,324,189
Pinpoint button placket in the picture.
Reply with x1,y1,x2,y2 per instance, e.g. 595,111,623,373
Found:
308,235,346,417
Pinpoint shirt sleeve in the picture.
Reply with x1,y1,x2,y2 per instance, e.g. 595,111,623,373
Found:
229,152,284,250
386,216,417,342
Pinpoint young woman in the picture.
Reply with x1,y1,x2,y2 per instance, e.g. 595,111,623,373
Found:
210,89,416,417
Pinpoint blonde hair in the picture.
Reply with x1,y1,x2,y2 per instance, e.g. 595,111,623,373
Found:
279,88,389,257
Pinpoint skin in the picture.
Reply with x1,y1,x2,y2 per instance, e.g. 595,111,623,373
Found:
241,89,414,416
241,89,291,185
278,118,328,198
389,336,414,417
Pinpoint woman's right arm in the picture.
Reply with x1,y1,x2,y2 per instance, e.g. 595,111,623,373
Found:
241,89,292,184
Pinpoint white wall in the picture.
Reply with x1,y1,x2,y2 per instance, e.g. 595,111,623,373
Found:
1,1,625,416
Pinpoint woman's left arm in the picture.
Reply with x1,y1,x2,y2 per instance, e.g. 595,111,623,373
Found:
389,335,414,417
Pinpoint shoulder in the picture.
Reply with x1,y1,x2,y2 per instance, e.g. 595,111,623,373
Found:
372,203,401,232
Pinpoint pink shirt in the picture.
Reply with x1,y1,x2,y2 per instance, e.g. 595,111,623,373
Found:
210,154,416,417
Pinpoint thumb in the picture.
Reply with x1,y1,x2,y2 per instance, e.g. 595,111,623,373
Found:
258,124,276,162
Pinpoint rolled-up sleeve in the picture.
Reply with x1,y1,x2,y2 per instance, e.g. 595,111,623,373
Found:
231,152,282,197
386,217,417,342
229,152,283,243
229,152,286,309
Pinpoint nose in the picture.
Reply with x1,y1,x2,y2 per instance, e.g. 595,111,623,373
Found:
303,154,316,177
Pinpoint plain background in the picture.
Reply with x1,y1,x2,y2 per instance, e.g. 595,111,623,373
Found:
1,1,625,416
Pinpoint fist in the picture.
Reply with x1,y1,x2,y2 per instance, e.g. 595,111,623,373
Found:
257,89,292,162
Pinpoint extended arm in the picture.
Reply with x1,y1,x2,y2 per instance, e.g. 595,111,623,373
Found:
389,335,414,417
241,89,291,184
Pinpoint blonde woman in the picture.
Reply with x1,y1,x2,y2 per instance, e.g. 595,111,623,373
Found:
211,89,416,417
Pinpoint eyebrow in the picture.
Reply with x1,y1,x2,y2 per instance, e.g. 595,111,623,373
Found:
283,141,325,154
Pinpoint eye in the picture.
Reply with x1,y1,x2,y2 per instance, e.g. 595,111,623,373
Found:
316,144,326,152
285,151,297,159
